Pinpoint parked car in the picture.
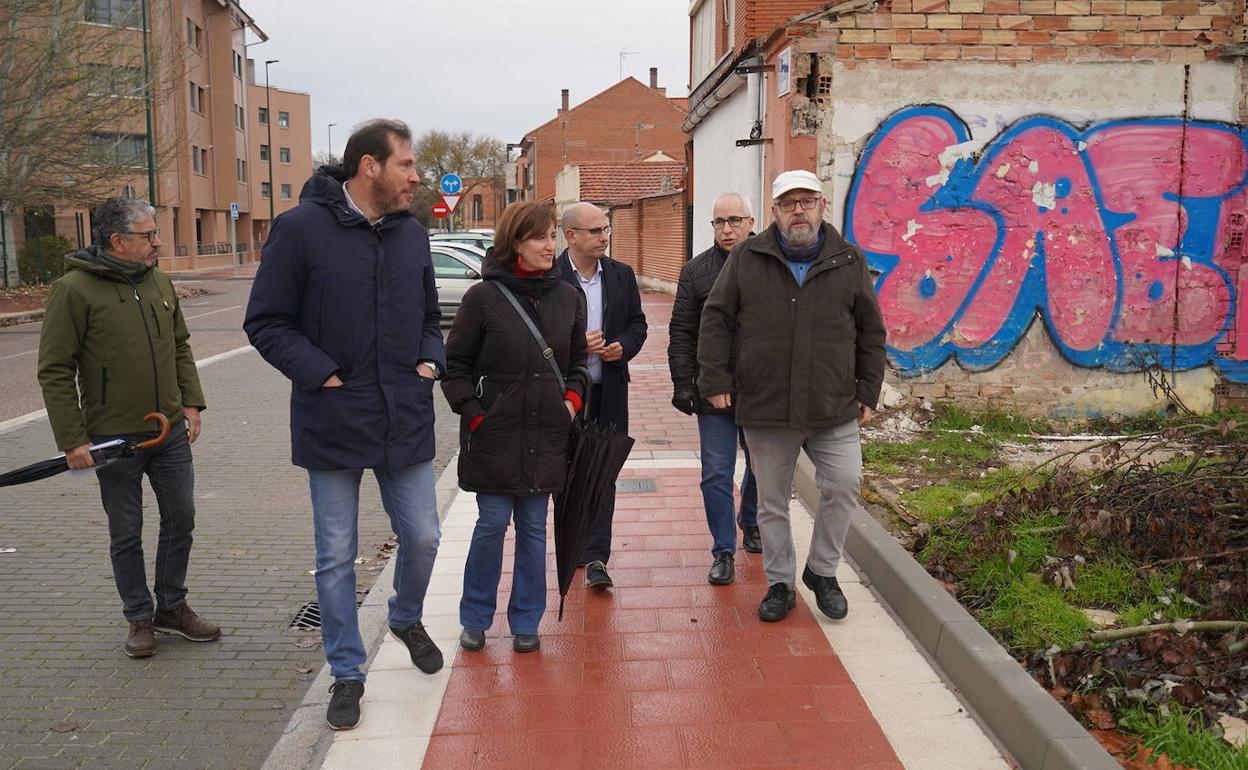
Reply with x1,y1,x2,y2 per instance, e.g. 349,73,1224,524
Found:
430,244,482,325
430,231,493,251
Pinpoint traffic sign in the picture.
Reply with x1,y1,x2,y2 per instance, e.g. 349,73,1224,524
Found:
441,194,461,213
432,203,449,218
229,202,239,221
439,173,462,195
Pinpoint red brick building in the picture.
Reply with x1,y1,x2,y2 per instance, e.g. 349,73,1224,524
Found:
511,70,689,205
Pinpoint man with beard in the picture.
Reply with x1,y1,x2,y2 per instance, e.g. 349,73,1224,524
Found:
244,119,446,731
668,192,761,586
698,170,886,624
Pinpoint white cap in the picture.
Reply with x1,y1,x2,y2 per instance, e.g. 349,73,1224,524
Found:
771,169,822,200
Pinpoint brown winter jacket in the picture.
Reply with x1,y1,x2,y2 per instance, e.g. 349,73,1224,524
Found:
697,222,887,430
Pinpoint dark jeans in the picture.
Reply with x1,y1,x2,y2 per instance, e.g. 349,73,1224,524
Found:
697,413,758,554
94,419,195,622
580,385,618,565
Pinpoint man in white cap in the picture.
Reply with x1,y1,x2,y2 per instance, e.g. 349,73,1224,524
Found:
697,169,887,623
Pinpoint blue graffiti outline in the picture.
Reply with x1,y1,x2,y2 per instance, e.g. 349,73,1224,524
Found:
845,105,1248,383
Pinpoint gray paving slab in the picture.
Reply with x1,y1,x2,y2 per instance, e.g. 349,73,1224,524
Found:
0,347,459,770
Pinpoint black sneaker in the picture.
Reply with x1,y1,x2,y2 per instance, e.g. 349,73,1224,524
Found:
740,525,763,554
802,566,848,620
757,582,795,622
326,679,364,730
390,621,444,674
586,561,613,589
707,551,735,585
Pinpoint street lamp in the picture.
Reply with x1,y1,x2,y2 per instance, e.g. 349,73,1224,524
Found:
327,123,338,165
140,0,157,205
264,59,279,225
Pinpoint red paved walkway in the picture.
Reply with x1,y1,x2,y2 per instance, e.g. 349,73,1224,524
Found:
421,294,903,770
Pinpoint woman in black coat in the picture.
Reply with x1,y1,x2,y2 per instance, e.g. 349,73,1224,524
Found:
441,202,587,653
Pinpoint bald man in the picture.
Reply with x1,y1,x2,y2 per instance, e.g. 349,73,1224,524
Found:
557,202,648,590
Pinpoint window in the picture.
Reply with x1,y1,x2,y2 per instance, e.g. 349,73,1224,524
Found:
472,194,483,221
85,64,142,97
278,111,290,128
232,51,243,77
260,182,271,199
87,133,146,167
236,159,247,182
432,252,477,279
691,0,716,86
85,0,139,27
279,147,291,164
186,18,202,50
234,104,244,129
259,144,269,162
191,145,208,175
280,184,292,200
258,107,268,125
189,82,204,113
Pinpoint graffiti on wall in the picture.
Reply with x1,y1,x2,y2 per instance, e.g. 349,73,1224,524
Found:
844,105,1248,383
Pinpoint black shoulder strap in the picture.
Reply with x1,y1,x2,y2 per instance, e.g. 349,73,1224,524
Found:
491,282,563,383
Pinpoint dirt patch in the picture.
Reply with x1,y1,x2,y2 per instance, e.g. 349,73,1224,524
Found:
0,284,214,326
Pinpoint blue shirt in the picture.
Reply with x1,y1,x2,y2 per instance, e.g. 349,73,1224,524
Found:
568,255,604,383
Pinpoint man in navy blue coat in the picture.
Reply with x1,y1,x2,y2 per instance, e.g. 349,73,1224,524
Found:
244,120,446,731
557,202,648,590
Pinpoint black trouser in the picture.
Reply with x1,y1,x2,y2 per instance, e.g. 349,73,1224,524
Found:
581,384,617,565
95,420,196,622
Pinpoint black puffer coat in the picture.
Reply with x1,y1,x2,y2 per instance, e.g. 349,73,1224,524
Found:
441,255,588,495
668,242,738,415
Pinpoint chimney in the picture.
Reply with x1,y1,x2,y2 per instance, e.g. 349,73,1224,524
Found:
559,89,569,113
649,67,658,89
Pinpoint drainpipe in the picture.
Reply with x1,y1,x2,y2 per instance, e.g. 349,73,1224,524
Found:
0,209,9,288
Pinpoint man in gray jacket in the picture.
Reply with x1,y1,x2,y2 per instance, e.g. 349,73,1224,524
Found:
698,169,887,623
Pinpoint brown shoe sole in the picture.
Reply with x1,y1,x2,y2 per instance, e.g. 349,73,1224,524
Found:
153,624,221,642
124,646,155,658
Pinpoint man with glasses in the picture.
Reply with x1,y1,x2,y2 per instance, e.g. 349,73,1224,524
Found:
38,197,218,658
668,192,760,586
557,202,648,590
698,170,887,623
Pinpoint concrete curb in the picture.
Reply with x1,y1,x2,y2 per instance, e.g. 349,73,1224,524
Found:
261,459,461,770
793,455,1118,770
0,308,44,326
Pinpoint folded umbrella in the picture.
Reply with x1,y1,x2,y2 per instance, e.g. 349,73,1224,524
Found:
552,416,634,620
0,412,170,488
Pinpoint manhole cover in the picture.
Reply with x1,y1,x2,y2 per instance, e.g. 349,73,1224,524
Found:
616,478,657,493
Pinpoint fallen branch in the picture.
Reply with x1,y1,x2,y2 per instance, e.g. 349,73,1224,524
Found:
1090,620,1248,643
1137,545,1248,571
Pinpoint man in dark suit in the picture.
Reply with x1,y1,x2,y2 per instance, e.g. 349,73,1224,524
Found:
558,201,648,589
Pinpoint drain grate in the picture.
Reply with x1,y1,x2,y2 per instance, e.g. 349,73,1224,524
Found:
288,602,322,631
616,478,657,493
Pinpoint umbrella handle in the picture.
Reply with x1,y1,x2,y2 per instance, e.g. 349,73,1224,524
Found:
133,412,171,450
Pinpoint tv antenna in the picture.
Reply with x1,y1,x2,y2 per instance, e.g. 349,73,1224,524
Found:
619,48,641,82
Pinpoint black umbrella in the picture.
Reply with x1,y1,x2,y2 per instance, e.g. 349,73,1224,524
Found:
552,415,634,620
0,412,170,488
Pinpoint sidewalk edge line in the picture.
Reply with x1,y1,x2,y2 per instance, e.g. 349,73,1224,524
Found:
0,344,256,438
793,454,1118,770
260,455,461,770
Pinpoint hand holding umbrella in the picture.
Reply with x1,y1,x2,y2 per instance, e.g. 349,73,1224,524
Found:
0,412,170,487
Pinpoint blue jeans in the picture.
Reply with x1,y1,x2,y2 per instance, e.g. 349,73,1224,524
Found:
308,462,440,682
95,420,196,622
460,494,549,636
697,414,758,555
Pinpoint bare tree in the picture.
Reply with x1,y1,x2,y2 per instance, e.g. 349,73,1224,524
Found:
0,0,178,212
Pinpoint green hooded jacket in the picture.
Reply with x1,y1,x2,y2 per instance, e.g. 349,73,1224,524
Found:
37,247,206,451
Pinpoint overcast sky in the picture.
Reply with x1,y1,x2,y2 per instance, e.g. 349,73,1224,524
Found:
243,1,692,157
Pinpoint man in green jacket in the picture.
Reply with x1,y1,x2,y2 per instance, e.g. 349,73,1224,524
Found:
699,170,887,624
37,197,219,658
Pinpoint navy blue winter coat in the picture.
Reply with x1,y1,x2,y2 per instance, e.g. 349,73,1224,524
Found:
243,168,446,471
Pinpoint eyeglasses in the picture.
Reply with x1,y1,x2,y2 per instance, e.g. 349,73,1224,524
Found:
123,229,160,243
711,216,750,229
569,226,611,237
776,197,821,213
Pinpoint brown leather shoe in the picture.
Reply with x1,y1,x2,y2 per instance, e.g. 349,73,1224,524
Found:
125,619,156,658
153,603,221,642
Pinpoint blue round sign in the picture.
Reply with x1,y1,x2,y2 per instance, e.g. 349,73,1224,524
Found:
439,173,462,195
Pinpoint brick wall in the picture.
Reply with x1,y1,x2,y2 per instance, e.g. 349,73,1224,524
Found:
819,0,1236,62
609,192,688,284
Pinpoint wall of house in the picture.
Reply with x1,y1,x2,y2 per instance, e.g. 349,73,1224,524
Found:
690,83,765,255
819,58,1247,416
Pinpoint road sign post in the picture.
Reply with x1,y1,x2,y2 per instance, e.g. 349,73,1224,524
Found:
228,202,239,266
